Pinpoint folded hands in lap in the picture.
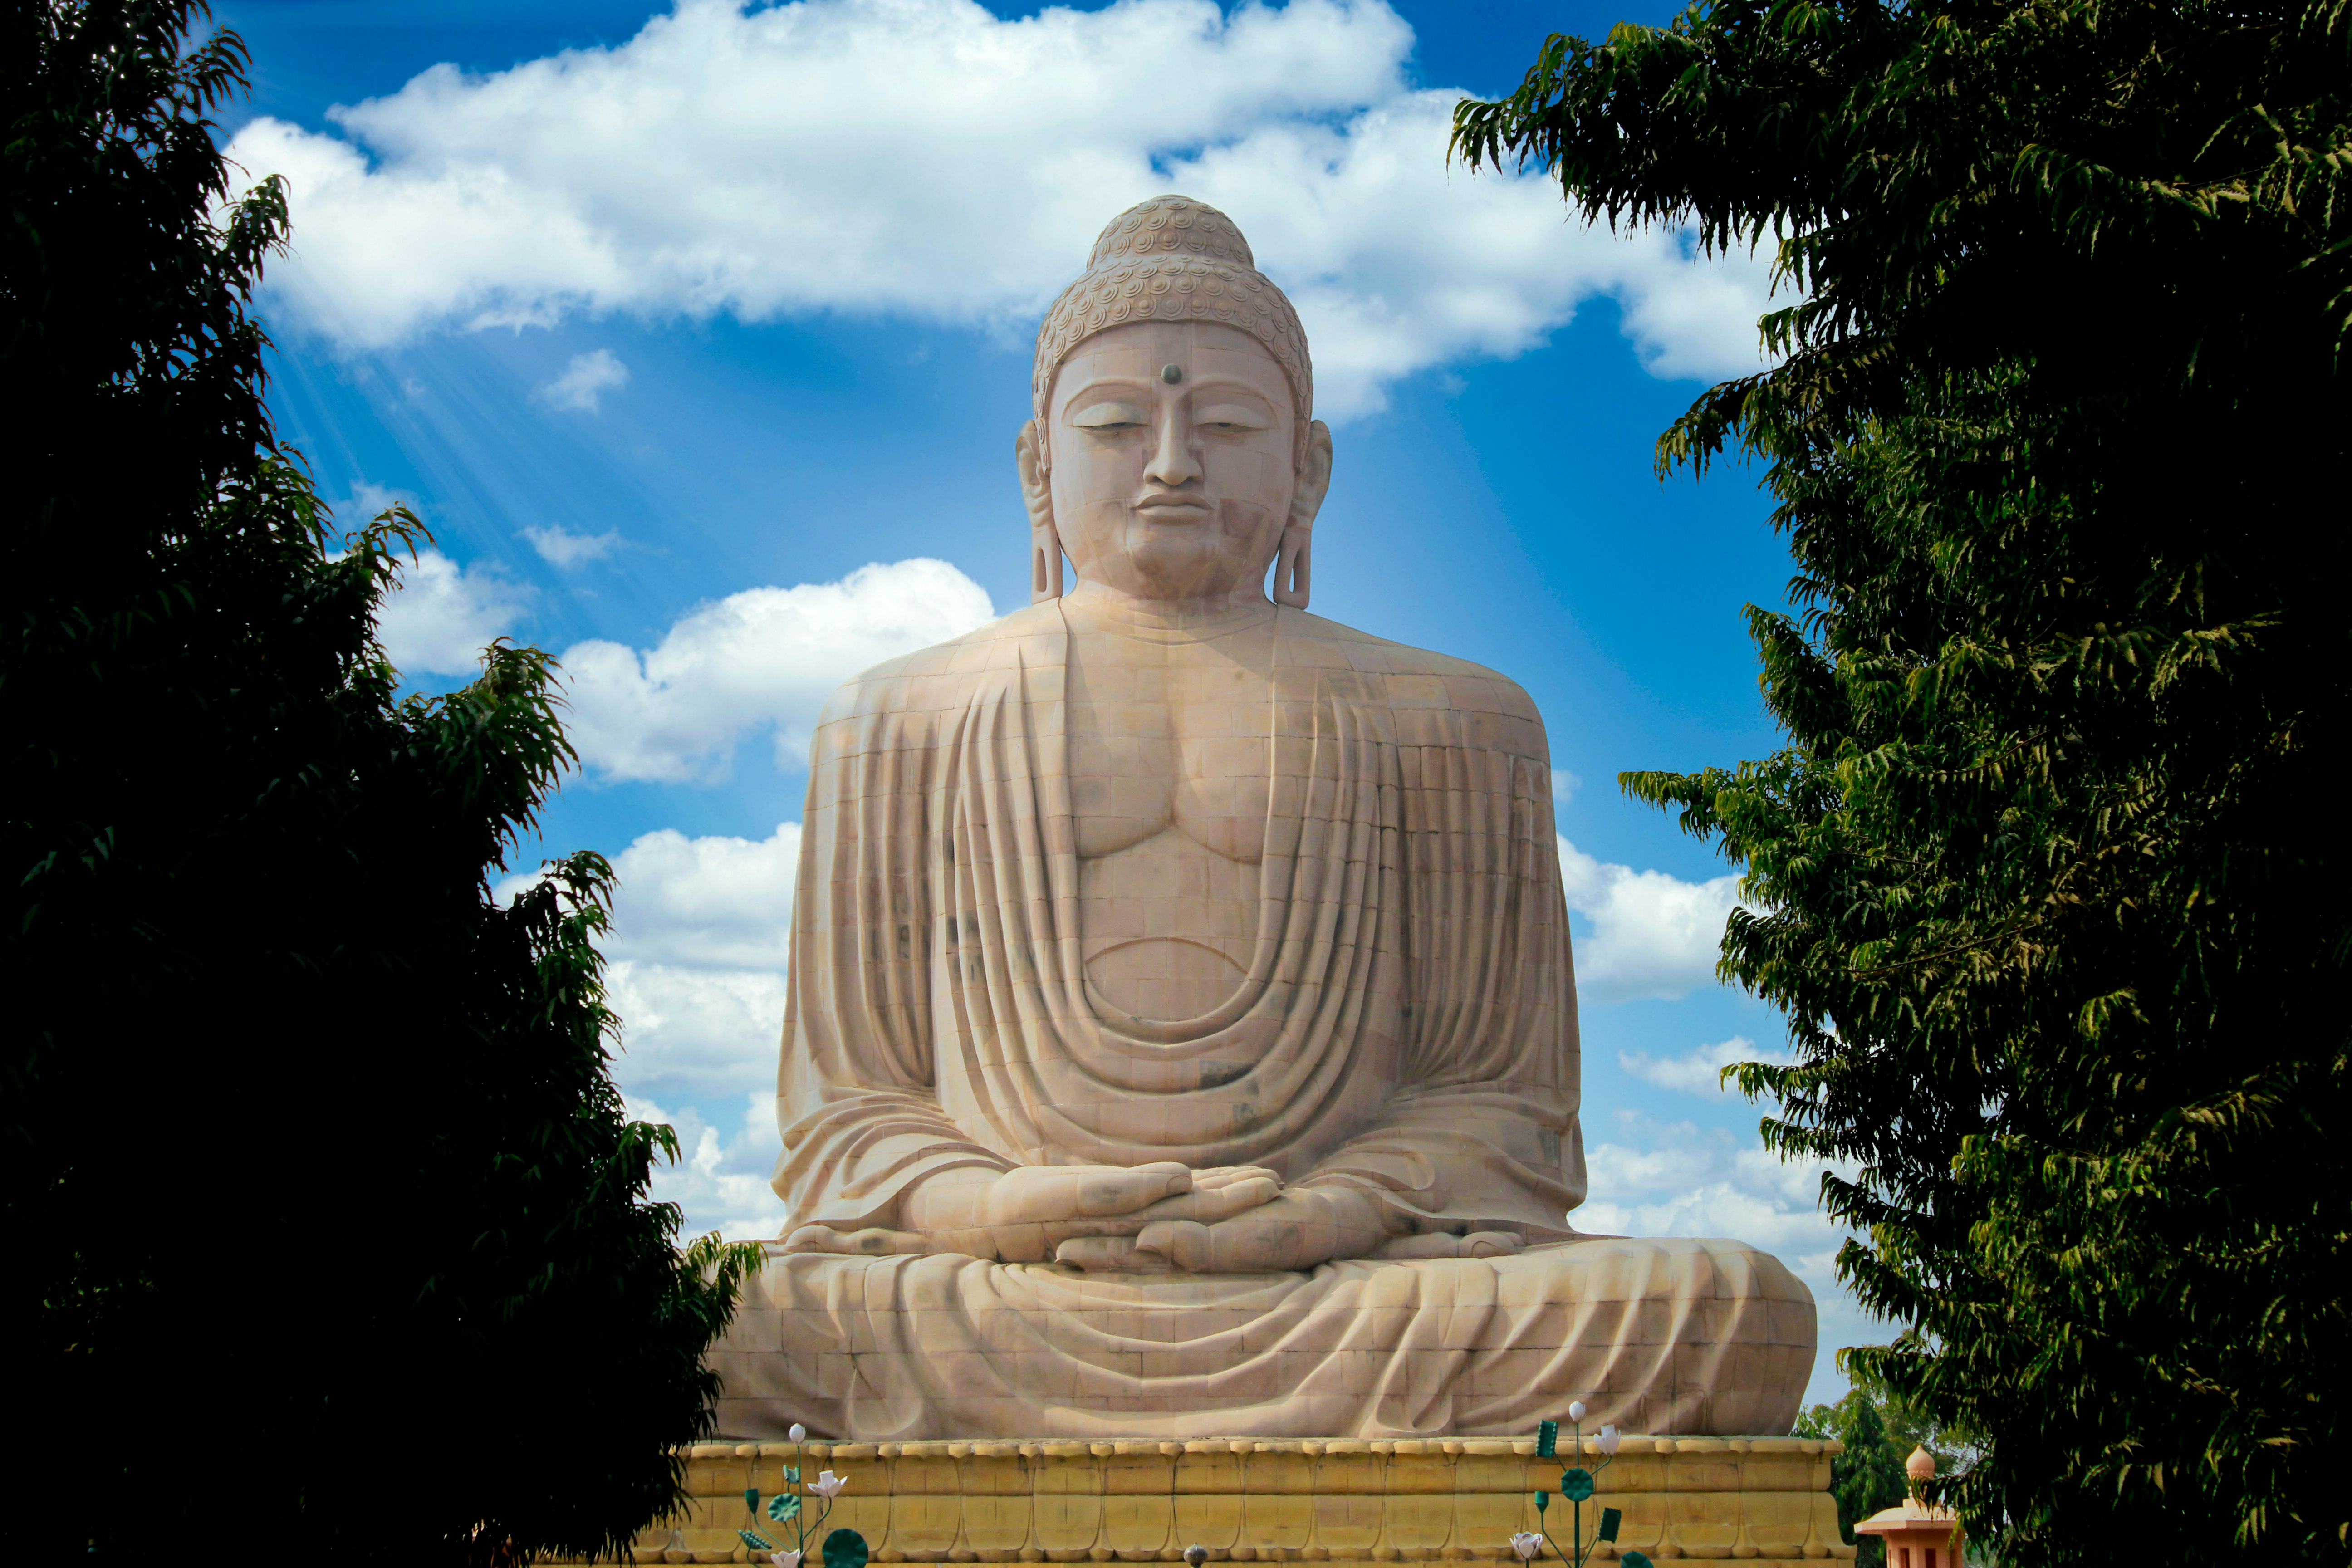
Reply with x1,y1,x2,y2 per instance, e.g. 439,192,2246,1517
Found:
782,1163,1522,1273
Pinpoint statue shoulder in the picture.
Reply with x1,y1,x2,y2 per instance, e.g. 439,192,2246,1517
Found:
816,601,1065,725
1273,608,1546,727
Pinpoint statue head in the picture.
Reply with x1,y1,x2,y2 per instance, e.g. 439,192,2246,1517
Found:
1019,196,1333,608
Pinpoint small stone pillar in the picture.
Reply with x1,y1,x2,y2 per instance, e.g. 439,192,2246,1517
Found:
1853,1446,1961,1568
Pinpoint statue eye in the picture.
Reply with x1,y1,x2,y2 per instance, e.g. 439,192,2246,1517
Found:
1196,403,1270,433
1071,401,1147,431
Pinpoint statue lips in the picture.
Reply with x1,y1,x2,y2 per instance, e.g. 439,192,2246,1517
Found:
1133,490,1212,522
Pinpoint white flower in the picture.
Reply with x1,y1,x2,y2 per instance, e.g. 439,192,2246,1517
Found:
1567,1400,1587,1422
772,1553,804,1568
1597,1425,1621,1456
789,1423,807,1443
810,1470,848,1499
1510,1532,1544,1560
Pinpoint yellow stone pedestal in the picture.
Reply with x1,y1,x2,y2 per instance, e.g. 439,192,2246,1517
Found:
587,1437,1856,1566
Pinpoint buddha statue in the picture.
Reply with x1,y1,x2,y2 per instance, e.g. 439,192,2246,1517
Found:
710,196,1814,1441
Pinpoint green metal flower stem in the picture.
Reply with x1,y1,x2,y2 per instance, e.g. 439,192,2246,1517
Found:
1530,1416,1642,1568
742,1436,838,1558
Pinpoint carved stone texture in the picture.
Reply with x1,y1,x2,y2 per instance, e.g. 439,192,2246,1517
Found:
710,196,1817,1440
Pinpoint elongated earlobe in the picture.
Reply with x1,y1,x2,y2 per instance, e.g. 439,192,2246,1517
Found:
1017,419,1064,602
1033,533,1064,601
1273,525,1312,608
1274,419,1331,609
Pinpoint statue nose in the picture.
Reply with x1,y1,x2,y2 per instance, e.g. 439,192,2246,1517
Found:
1146,405,1203,488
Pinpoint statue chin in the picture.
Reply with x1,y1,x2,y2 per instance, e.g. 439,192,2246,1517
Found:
706,194,1816,1442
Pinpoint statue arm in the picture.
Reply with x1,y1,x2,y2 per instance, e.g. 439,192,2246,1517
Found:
1295,710,1587,1245
1291,1083,1585,1245
769,699,1015,1235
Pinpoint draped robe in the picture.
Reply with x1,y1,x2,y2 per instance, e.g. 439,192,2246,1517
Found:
710,603,1815,1439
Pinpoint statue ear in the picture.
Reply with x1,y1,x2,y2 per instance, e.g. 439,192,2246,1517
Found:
1274,420,1332,609
1017,419,1064,603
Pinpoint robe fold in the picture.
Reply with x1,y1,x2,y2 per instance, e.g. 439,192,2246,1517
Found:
713,602,1814,1439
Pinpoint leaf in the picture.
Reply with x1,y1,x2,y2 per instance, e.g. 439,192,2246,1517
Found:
769,1493,804,1524
823,1527,870,1568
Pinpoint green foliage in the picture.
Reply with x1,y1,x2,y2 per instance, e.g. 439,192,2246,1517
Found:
1456,0,2351,1562
2,2,758,1560
1796,1391,1914,1568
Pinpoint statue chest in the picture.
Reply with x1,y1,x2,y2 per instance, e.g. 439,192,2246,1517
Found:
1063,631,1275,864
1063,630,1278,1022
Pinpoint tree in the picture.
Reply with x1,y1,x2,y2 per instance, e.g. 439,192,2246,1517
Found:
1454,0,2350,1562
1795,1387,1953,1568
2,3,755,1559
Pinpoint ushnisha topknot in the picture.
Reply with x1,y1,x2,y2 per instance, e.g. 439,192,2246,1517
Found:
1032,195,1313,448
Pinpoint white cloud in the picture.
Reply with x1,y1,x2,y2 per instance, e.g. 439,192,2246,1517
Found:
1581,1116,1850,1275
560,557,996,783
608,959,791,1099
524,523,623,566
497,820,802,1095
1559,836,1744,1005
573,824,801,1235
534,348,630,412
377,549,529,676
1620,1033,1795,1097
227,0,1776,416
607,821,802,970
628,1091,789,1240
1551,768,1581,804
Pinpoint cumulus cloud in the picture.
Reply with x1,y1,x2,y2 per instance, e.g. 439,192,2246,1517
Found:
524,523,622,566
1620,1034,1796,1097
226,0,1775,415
607,821,801,970
1559,836,1744,1005
627,1091,789,1240
607,959,790,1100
560,557,996,782
498,820,801,1097
534,348,630,412
1551,768,1581,804
376,548,529,676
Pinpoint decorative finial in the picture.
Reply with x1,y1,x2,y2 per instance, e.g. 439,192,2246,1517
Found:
1184,1546,1209,1567
1906,1445,1935,1500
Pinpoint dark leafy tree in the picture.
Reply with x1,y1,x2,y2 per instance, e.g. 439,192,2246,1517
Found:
1455,0,2350,1562
3,3,756,1560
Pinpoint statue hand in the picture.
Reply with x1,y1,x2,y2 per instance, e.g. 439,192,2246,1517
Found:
1129,1165,1284,1224
1367,1230,1524,1260
886,1162,1208,1264
1059,1187,1393,1274
787,1165,1289,1266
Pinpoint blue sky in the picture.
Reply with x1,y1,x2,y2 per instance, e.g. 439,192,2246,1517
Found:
219,0,1865,1404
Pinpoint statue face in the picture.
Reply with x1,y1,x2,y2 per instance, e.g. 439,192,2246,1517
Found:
1042,320,1321,602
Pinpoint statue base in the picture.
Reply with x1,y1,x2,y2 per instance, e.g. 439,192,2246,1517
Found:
582,1437,1857,1565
